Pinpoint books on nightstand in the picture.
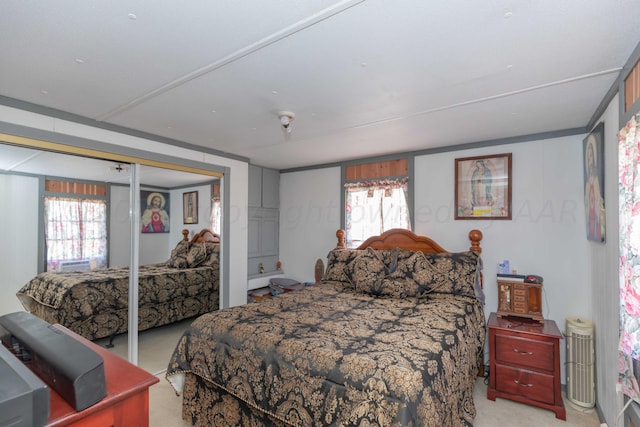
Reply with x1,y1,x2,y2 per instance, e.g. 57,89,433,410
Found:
248,287,273,301
269,278,304,293
497,273,544,284
248,278,305,302
497,273,526,282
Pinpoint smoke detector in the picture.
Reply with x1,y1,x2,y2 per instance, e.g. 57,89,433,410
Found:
278,111,295,133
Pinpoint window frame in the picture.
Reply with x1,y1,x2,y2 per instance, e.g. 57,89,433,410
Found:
340,156,415,246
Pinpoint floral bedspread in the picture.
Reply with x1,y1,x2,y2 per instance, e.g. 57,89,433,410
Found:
16,263,219,341
167,281,485,426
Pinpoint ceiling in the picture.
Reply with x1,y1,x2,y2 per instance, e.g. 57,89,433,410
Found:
1,0,639,171
0,143,216,188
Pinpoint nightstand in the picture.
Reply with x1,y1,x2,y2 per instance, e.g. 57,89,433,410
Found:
487,312,566,420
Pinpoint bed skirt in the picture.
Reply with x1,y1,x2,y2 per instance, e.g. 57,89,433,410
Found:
182,373,293,427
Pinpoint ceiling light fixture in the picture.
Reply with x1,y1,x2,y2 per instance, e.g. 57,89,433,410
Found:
109,163,130,173
278,111,295,133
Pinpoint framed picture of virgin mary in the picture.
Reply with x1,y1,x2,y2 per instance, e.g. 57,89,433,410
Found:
183,191,198,224
455,153,512,220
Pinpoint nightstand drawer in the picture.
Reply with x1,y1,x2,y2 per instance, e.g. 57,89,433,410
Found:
495,364,555,405
495,333,554,371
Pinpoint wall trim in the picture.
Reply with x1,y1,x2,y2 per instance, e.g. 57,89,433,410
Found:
281,127,586,174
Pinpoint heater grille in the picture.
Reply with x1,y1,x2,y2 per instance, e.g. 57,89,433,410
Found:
565,317,595,408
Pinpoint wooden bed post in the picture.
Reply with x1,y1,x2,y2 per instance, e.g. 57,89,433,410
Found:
469,229,483,253
336,229,346,248
182,229,190,241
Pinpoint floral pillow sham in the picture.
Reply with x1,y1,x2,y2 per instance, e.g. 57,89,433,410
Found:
325,246,481,299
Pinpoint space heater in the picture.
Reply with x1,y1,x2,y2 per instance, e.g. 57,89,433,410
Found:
565,317,595,408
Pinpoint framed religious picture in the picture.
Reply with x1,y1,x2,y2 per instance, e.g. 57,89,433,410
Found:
183,191,199,224
455,153,512,220
583,122,605,242
141,190,170,233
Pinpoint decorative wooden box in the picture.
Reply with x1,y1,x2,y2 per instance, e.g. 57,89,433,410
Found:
496,279,543,323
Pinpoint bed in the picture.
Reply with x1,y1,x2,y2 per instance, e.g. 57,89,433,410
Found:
166,228,486,427
16,228,220,343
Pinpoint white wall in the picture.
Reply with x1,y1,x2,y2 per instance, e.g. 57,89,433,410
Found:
110,185,176,266
279,135,589,386
590,94,622,426
0,174,39,314
170,183,214,242
110,183,216,267
415,136,589,384
279,167,342,282
109,185,132,267
0,104,249,309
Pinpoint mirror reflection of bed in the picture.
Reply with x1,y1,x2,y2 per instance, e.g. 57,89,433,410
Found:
1,144,223,373
91,228,221,372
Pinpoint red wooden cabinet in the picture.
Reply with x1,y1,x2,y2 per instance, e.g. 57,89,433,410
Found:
487,312,566,420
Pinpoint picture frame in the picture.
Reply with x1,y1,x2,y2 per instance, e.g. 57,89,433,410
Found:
583,122,605,242
183,191,198,224
141,190,170,233
455,153,512,220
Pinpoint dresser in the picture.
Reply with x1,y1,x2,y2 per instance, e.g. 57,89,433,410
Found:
487,312,566,420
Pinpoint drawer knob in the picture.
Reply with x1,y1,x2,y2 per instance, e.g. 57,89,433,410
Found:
513,348,533,356
514,379,533,387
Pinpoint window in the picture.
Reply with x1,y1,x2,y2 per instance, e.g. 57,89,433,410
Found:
345,177,411,247
210,181,221,235
343,159,412,248
210,197,221,235
44,180,108,271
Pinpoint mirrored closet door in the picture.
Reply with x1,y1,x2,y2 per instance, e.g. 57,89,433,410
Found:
0,142,222,373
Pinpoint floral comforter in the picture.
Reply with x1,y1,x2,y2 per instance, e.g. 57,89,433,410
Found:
167,281,485,426
16,263,219,341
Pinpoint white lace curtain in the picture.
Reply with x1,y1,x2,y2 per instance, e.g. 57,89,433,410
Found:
44,196,107,271
344,177,410,247
210,198,221,235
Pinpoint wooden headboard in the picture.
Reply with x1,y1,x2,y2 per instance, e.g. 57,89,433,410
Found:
335,228,483,254
182,228,220,243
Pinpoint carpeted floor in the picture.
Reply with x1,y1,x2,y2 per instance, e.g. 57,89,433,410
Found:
148,375,601,427
103,318,601,426
97,317,196,374
472,378,600,427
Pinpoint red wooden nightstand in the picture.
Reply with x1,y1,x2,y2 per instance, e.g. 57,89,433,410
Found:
486,312,566,420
